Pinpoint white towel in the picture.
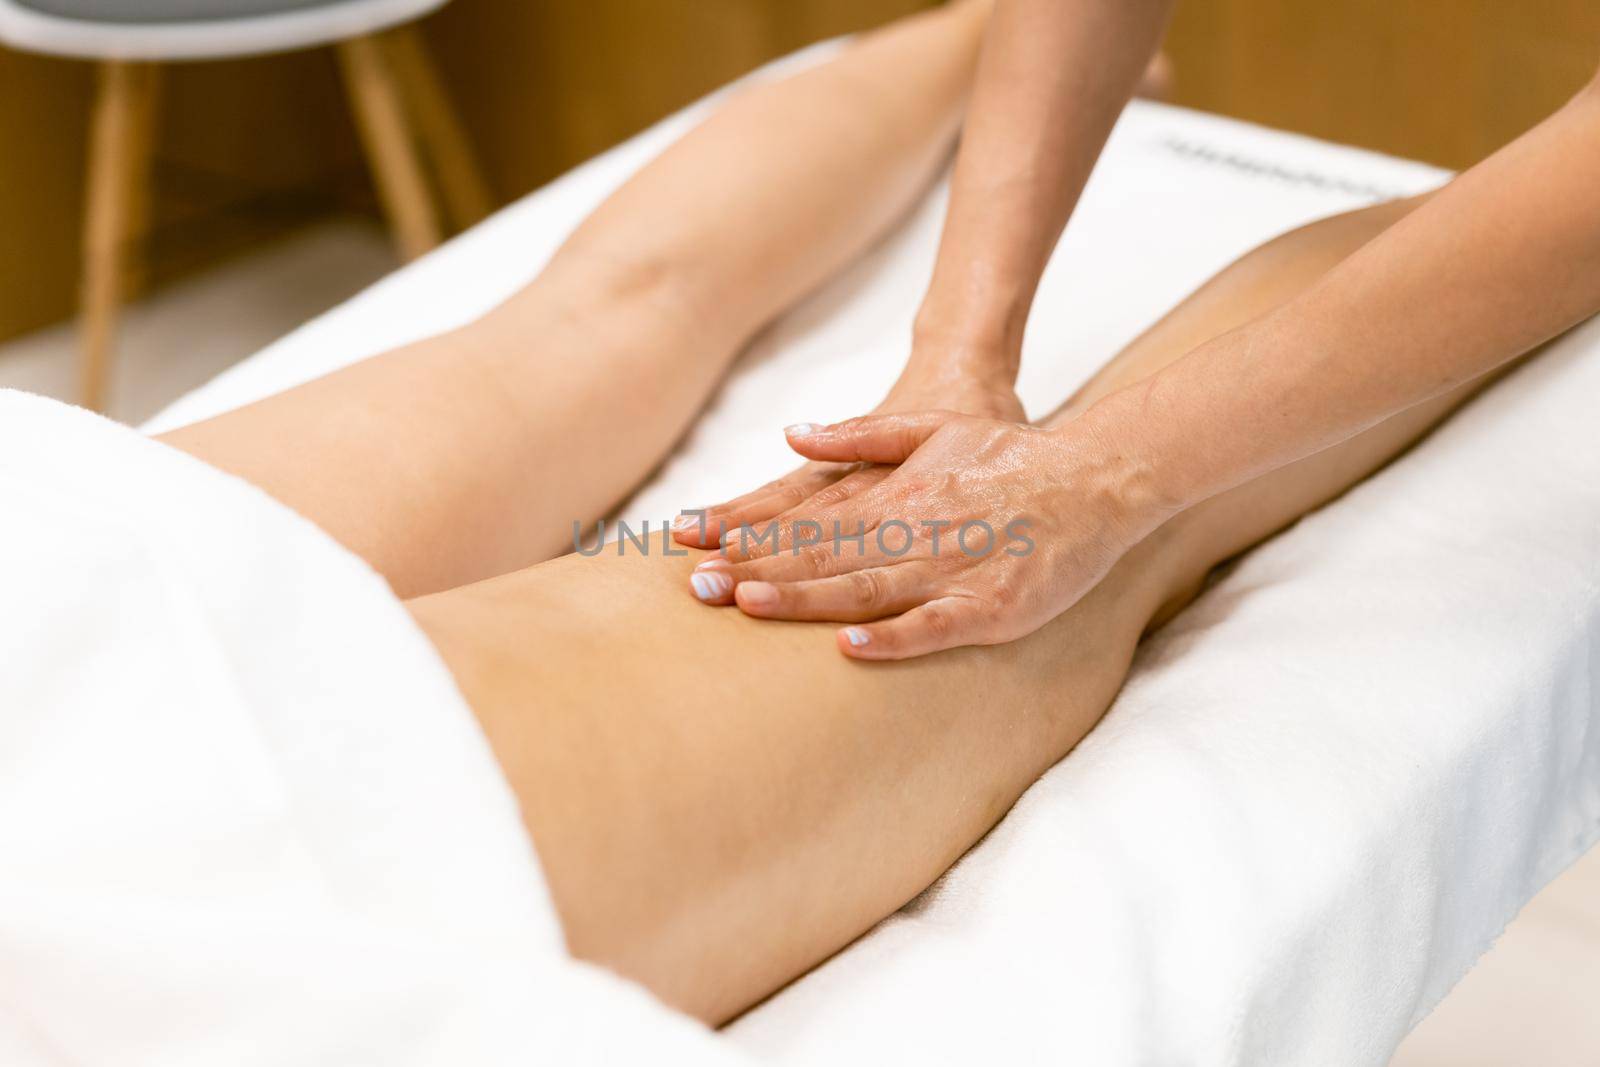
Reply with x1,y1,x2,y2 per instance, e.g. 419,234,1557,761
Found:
0,391,737,1065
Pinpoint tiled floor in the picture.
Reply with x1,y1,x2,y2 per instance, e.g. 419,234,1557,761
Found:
0,222,1595,1063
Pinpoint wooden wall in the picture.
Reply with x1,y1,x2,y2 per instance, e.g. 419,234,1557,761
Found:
1163,0,1600,169
2,0,1598,346
425,0,936,204
0,45,365,344
0,48,90,346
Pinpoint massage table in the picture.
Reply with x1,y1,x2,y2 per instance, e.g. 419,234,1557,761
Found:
129,41,1600,1066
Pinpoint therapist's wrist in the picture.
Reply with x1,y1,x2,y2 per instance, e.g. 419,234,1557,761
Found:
908,342,1017,399
904,328,1021,389
911,289,1030,383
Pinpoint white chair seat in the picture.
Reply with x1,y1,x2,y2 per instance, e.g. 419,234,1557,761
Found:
0,0,447,59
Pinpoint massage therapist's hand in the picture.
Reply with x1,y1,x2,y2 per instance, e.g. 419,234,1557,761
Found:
669,360,1025,552
688,412,1175,660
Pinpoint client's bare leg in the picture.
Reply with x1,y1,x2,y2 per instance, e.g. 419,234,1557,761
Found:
408,190,1531,1025
159,2,988,598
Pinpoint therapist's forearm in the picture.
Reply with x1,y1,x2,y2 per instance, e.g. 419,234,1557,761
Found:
1086,72,1600,518
911,0,1175,383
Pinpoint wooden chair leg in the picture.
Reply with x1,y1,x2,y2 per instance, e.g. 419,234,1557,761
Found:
337,32,443,262
381,25,495,231
80,60,160,414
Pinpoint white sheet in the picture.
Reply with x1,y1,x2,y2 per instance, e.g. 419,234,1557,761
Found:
142,43,1600,1066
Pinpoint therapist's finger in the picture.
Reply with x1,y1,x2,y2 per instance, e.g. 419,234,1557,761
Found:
690,537,891,601
773,463,892,516
671,463,855,548
833,596,985,660
721,501,876,563
671,471,835,548
731,563,934,623
722,466,891,552
784,412,958,464
722,481,891,563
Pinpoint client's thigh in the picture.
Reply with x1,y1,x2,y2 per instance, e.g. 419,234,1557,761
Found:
407,543,1166,1025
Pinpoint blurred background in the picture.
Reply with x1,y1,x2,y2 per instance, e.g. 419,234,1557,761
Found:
0,2,1595,1058
5,0,1600,418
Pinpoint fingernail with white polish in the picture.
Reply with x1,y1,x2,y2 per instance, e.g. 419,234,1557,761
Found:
738,581,778,608
843,627,870,647
691,572,732,601
695,556,730,571
671,514,696,532
785,423,820,436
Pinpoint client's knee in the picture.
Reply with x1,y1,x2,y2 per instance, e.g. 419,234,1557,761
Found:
534,232,715,349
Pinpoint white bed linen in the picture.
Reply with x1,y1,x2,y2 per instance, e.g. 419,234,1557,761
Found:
143,44,1600,1066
